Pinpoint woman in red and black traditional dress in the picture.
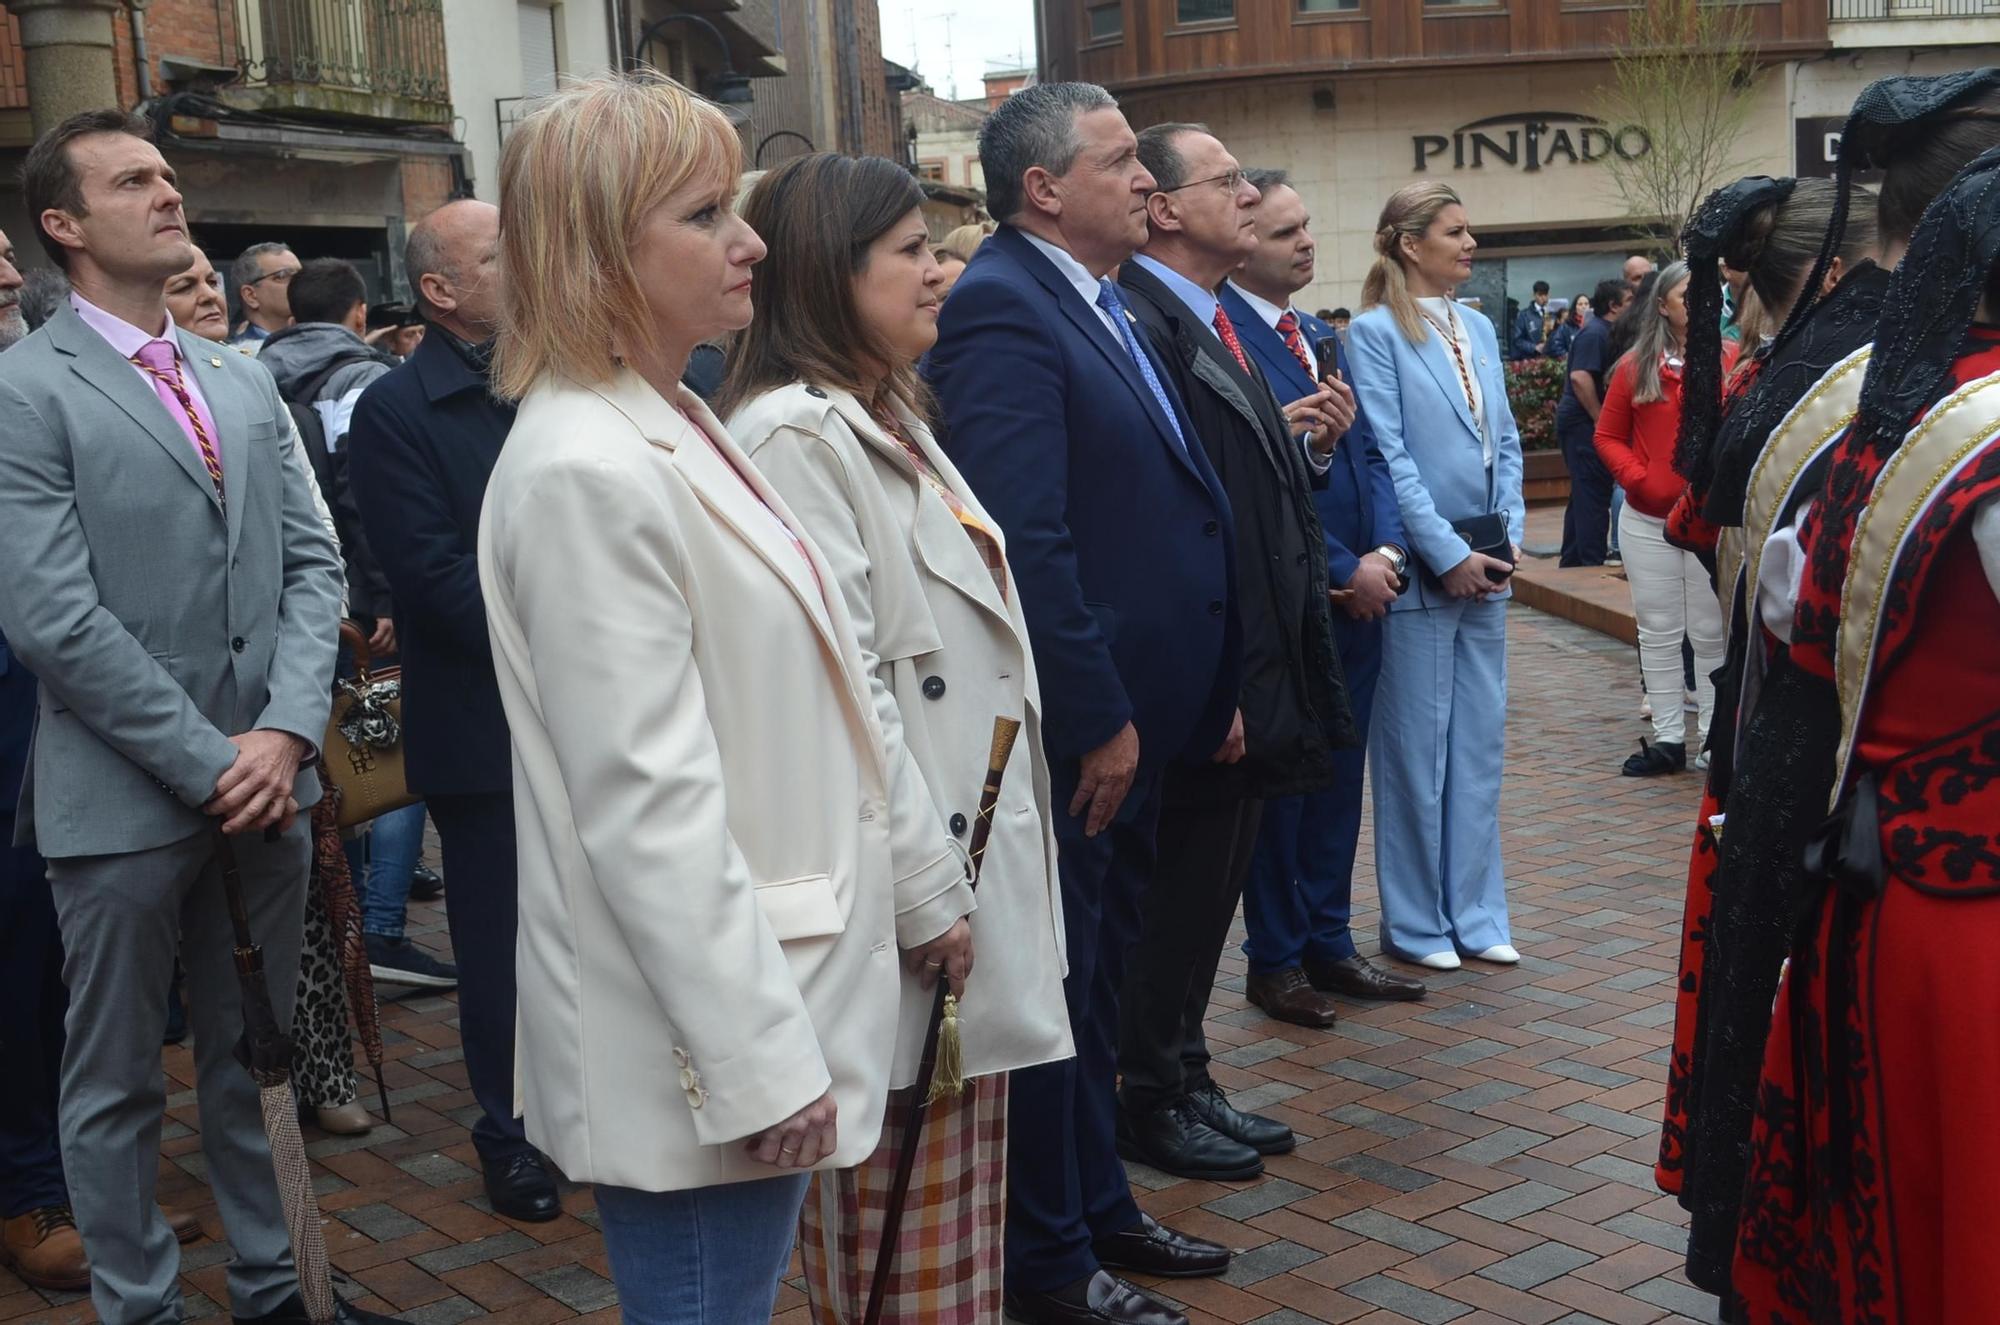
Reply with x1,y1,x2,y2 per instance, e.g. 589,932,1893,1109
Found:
1653,176,1878,1207
1669,71,2000,1305
1733,130,2000,1325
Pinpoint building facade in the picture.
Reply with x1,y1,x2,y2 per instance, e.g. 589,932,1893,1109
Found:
1,0,462,298
1037,0,2000,322
451,0,906,202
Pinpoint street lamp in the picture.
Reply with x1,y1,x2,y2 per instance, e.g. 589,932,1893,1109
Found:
634,13,754,107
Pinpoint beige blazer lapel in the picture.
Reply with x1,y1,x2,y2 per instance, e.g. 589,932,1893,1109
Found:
585,371,874,724
828,392,1013,626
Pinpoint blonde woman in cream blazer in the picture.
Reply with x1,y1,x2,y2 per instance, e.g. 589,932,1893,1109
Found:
724,152,1072,1324
478,75,971,1324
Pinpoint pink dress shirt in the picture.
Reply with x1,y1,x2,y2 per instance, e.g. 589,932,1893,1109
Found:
70,292,224,477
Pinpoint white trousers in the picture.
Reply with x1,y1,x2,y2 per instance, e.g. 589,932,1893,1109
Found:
1620,505,1725,749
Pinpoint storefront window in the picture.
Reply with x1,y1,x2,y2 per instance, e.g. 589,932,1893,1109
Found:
1177,0,1235,25
1087,1,1124,39
1425,0,1496,7
1299,0,1360,12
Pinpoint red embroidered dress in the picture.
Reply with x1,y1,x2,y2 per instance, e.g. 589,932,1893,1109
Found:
1733,332,2000,1324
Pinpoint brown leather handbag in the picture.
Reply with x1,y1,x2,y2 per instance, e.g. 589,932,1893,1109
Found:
321,621,418,829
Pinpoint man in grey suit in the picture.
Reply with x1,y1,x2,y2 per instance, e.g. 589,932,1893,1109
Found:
0,109,372,1325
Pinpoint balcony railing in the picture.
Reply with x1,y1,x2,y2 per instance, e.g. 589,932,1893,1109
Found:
233,0,450,112
1829,0,2000,16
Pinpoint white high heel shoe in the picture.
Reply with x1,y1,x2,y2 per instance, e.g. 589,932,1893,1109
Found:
1472,944,1521,965
1414,950,1461,971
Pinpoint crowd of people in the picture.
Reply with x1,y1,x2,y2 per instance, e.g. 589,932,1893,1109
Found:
0,58,1990,1325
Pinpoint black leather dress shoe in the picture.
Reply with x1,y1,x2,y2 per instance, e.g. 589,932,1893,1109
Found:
483,1152,561,1222
1093,1213,1230,1279
1116,1098,1262,1181
233,1290,403,1323
1304,954,1427,1002
1186,1082,1294,1156
1003,1270,1188,1324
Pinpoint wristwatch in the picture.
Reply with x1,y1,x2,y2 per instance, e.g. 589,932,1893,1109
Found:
1371,544,1408,577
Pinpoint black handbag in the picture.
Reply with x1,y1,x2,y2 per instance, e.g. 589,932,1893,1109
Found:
1420,512,1517,591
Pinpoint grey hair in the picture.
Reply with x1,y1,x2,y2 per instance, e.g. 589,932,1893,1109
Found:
979,81,1118,223
1244,167,1289,194
1626,259,1690,405
228,241,294,299
1135,122,1208,194
20,266,70,332
405,217,452,320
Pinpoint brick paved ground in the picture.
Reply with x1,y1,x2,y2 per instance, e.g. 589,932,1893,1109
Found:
3,606,1722,1325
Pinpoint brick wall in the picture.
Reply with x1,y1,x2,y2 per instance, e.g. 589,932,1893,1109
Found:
1,10,24,109
398,153,454,223
0,0,239,111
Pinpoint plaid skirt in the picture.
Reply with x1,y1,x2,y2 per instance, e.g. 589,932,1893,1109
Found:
797,1072,1006,1324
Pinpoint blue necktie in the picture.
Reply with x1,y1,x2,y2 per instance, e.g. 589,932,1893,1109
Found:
1095,279,1188,458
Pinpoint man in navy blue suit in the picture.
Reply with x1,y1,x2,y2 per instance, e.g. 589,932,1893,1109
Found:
1220,171,1428,1023
345,201,559,1225
0,627,84,1291
927,82,1240,1325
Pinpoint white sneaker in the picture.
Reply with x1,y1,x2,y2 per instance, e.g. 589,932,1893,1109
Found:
1472,944,1520,964
1415,951,1462,971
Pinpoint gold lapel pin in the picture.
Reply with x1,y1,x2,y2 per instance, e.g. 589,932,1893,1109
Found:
209,357,223,368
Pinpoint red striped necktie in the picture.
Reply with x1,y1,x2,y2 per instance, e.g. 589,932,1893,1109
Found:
1275,309,1317,377
1210,304,1251,375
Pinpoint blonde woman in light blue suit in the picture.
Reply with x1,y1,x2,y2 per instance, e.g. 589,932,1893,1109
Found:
1344,181,1526,971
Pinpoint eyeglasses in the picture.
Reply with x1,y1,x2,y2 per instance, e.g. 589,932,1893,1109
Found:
246,265,300,287
1157,168,1246,196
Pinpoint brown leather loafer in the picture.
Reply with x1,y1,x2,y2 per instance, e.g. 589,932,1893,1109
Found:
2,1205,89,1291
1305,954,1427,1002
1245,966,1339,1028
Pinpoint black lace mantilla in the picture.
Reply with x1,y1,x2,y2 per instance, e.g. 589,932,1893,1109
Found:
1802,147,2000,632
1700,263,1888,529
1677,176,1799,489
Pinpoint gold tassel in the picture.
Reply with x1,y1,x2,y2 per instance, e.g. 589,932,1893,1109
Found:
925,994,965,1103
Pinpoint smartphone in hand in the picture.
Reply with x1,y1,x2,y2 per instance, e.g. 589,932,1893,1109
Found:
1313,336,1342,385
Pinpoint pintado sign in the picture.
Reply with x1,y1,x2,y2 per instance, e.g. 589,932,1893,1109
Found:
1412,112,1652,173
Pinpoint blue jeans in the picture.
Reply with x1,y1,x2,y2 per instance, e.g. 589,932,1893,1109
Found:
594,1173,811,1324
346,801,427,939
1609,486,1626,554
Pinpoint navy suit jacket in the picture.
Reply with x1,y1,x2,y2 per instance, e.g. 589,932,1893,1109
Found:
1511,304,1552,360
0,632,43,897
1219,287,1405,587
926,226,1239,778
346,332,518,797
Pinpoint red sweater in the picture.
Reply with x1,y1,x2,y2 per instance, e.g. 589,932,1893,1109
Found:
1593,353,1692,518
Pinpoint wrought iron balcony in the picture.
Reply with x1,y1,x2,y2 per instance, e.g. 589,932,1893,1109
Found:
231,0,451,123
1829,0,1999,16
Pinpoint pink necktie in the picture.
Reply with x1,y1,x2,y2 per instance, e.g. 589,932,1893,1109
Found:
129,340,224,504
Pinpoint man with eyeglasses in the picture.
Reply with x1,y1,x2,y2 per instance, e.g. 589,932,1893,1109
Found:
1114,124,1360,1184
228,241,298,351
